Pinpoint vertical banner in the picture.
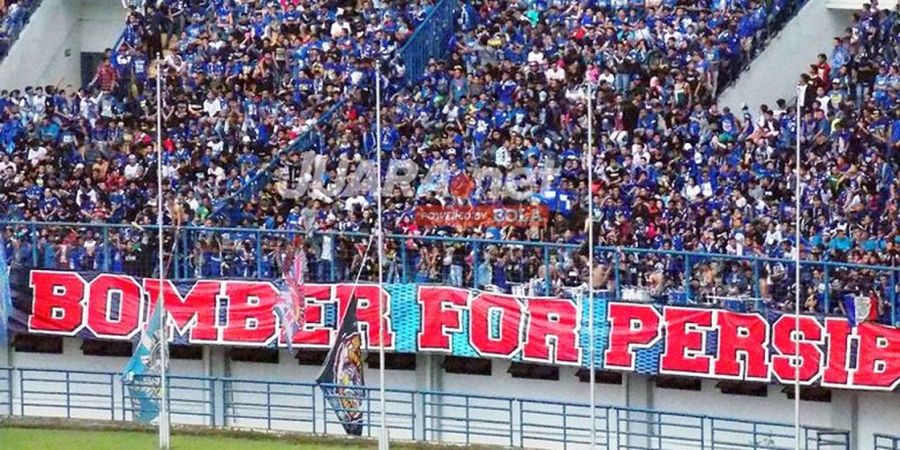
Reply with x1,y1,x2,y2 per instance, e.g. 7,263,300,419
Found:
318,298,366,435
275,239,307,351
122,302,165,422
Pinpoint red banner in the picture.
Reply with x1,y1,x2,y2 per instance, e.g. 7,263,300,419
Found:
12,270,900,391
414,205,549,228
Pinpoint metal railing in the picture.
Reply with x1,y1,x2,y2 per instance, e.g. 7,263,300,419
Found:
0,366,11,416
209,100,345,220
876,434,900,450
398,0,459,86
209,0,459,218
2,220,898,327
0,366,850,450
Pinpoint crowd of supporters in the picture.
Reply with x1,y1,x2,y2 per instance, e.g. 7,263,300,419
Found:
1,0,899,324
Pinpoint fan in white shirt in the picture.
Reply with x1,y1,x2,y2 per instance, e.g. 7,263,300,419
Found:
682,178,701,202
27,144,48,166
545,65,566,82
527,49,546,66
124,155,144,180
203,93,223,117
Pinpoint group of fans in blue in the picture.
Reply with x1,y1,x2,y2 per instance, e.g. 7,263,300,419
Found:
0,0,899,325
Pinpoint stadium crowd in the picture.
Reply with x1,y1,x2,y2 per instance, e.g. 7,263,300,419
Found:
1,0,899,324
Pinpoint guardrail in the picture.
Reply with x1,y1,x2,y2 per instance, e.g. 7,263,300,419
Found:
0,366,11,416
209,0,459,219
875,434,900,450
2,220,898,327
398,0,459,86
209,100,345,220
0,366,850,450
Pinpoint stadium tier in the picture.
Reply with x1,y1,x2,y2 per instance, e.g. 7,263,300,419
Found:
0,0,899,448
0,0,897,322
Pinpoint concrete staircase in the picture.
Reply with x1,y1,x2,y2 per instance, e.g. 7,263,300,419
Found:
0,0,126,90
717,0,853,112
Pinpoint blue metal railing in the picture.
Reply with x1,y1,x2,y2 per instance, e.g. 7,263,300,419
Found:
518,399,612,449
321,384,417,440
421,390,514,446
616,407,706,450
18,368,116,421
210,0,459,220
223,377,316,431
875,434,900,450
398,0,459,86
2,220,898,327
0,366,851,449
0,366,11,416
709,416,851,450
209,100,345,221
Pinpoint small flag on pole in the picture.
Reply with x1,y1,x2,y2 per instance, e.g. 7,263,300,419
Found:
318,298,366,436
0,236,11,347
122,299,167,422
275,238,307,351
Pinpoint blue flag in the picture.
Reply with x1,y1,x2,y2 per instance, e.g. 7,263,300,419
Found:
122,300,165,422
0,237,11,347
317,298,366,436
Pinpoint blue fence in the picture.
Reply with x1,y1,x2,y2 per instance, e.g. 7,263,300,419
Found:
209,0,459,220
0,366,851,449
0,366,11,416
876,434,900,450
209,100,345,220
2,220,899,327
399,0,459,86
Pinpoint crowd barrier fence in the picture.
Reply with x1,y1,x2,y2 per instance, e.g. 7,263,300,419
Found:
875,434,900,450
1,221,897,327
0,366,853,450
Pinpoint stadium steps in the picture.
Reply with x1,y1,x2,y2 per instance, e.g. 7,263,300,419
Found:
717,0,853,112
0,0,126,89
826,0,898,9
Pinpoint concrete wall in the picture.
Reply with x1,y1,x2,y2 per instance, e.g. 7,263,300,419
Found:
826,0,899,9
0,0,125,90
4,337,899,449
718,0,852,112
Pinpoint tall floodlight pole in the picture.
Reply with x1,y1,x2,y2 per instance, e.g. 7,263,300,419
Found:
375,59,389,450
156,56,170,450
794,86,803,450
586,82,596,450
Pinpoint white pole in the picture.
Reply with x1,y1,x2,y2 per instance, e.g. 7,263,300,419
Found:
586,82,596,450
794,87,802,450
375,59,389,450
156,56,170,450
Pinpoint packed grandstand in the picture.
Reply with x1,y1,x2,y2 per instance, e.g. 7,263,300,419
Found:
0,0,898,328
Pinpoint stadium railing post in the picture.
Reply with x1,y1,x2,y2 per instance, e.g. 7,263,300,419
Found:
29,224,37,267
543,246,550,295
255,230,263,279
102,227,110,272
891,271,898,326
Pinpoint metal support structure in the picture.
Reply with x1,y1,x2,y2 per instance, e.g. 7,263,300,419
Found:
793,85,803,450
375,59,389,450
585,81,597,450
156,56,170,450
